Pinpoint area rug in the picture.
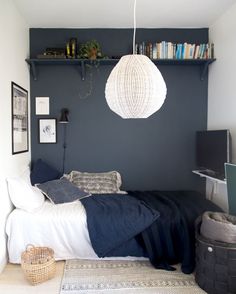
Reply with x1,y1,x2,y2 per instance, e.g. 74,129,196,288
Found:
60,259,206,294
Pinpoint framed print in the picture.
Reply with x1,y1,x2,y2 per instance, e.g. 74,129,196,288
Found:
39,118,57,143
35,97,50,115
12,82,28,154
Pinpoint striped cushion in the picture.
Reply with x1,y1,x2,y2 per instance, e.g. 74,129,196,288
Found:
67,171,122,194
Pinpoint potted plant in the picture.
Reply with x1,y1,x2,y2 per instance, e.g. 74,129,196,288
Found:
78,40,102,60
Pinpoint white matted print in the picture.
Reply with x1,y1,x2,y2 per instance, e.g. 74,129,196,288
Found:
39,118,57,143
36,97,50,115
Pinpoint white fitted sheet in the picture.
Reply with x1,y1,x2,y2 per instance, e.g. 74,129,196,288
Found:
6,200,146,264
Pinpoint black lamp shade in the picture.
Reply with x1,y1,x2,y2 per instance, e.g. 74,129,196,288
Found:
59,108,69,123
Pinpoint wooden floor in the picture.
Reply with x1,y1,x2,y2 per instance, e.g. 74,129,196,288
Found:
0,261,64,294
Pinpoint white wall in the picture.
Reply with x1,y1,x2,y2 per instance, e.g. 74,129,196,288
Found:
208,3,236,211
0,0,30,272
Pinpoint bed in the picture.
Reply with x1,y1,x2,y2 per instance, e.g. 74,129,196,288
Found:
6,162,222,274
6,189,221,274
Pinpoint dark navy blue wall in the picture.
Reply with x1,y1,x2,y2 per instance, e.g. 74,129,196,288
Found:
30,28,208,191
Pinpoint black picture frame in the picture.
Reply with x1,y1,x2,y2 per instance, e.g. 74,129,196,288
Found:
11,82,29,155
38,118,57,144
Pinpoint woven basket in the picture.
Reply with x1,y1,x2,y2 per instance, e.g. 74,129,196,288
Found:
195,217,236,294
21,245,56,285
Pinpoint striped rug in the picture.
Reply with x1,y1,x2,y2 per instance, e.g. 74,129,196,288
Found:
60,259,206,294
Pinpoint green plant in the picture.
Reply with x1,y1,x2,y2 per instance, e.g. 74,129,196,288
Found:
78,40,103,60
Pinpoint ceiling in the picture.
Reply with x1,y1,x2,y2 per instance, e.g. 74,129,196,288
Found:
13,0,236,28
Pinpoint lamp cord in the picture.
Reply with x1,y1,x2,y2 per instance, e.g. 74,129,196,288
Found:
62,124,67,174
133,0,137,54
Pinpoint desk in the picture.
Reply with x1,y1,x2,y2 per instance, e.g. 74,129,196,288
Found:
192,170,226,184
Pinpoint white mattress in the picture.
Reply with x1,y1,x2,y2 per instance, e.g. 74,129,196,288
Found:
6,200,146,264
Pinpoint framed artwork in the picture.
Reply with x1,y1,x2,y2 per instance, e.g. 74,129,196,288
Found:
39,118,57,144
35,97,50,115
11,82,28,154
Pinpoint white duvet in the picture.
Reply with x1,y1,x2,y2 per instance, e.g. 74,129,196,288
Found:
6,200,146,264
6,200,98,263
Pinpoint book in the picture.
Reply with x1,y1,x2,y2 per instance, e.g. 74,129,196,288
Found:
200,44,206,59
157,42,161,59
194,45,199,59
135,40,214,60
152,43,157,59
167,42,173,59
210,43,214,58
173,44,176,59
149,43,153,59
189,44,195,59
182,43,187,59
161,41,165,59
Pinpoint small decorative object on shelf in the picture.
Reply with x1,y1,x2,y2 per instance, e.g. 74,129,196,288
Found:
135,41,215,60
37,47,66,59
66,42,71,58
70,38,77,59
78,40,104,60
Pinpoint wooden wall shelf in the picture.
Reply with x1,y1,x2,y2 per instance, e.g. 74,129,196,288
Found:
25,58,216,81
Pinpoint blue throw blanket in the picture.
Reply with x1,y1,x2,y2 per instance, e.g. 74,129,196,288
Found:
81,191,222,274
80,194,159,257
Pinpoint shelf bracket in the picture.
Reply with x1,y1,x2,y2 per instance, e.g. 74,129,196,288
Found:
31,61,37,81
81,61,85,81
200,60,211,81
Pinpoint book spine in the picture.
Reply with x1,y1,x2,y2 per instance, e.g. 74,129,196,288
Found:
149,43,153,59
176,44,180,59
189,44,195,59
182,43,186,59
152,43,157,59
186,43,191,59
142,42,146,56
173,44,176,59
161,41,165,59
157,42,161,59
200,44,206,59
211,43,214,58
167,42,172,59
194,45,199,59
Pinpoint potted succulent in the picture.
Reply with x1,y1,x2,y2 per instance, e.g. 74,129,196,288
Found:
78,40,102,60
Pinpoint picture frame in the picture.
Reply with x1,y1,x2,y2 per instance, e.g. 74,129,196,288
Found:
11,82,28,154
35,97,50,115
39,118,57,144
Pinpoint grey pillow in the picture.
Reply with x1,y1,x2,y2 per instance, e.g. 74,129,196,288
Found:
36,178,90,204
66,170,123,194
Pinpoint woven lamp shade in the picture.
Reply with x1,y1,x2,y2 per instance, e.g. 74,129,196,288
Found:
105,54,167,119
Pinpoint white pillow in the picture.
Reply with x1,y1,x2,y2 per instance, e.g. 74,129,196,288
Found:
7,177,45,212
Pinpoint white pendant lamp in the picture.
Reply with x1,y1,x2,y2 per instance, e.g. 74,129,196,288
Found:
105,0,167,119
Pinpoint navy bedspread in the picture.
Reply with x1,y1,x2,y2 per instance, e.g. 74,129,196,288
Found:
81,191,222,274
80,194,159,257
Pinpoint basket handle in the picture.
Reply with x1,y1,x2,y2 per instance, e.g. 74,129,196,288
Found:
25,244,35,251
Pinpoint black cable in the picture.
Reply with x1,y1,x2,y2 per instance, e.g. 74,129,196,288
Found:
62,124,67,174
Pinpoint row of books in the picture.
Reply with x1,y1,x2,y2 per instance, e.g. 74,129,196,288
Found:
135,42,214,60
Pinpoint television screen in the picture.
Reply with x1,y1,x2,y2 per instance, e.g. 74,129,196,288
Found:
196,129,231,178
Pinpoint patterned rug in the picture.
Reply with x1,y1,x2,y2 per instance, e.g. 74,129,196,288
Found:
60,259,206,294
